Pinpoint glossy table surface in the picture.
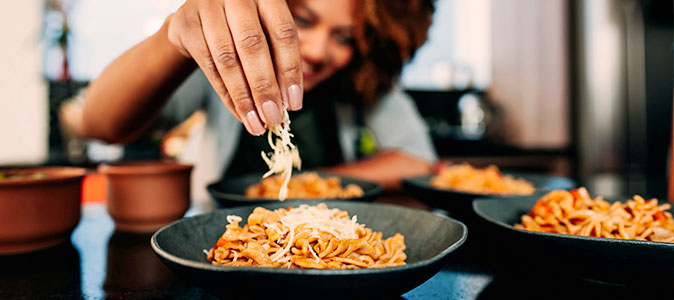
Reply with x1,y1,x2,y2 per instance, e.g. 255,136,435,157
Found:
0,197,670,299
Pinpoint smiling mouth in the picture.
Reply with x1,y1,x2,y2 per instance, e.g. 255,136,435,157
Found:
302,62,322,81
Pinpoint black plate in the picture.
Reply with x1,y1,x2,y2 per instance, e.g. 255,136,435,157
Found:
151,200,467,298
473,195,674,286
207,171,383,207
402,172,574,222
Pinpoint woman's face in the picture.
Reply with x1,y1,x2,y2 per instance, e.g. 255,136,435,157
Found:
291,0,356,91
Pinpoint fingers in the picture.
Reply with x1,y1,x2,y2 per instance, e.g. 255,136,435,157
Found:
225,0,285,126
199,0,267,135
173,0,265,135
258,0,303,111
172,9,244,127
169,0,303,136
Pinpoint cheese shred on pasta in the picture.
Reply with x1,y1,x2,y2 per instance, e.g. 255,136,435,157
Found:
207,204,407,269
260,107,301,201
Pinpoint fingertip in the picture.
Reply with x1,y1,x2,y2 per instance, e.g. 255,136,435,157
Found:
287,84,303,111
245,110,266,136
261,100,283,126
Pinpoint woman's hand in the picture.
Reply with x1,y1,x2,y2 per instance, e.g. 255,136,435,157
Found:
168,0,304,135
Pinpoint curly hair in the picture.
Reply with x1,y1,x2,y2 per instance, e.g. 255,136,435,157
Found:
291,0,436,105
351,0,435,105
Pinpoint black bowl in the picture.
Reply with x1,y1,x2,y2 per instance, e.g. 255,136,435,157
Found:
402,172,574,223
151,200,467,298
473,195,674,287
207,171,383,207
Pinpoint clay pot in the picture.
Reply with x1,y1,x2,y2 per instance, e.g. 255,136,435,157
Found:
0,167,86,254
98,161,192,232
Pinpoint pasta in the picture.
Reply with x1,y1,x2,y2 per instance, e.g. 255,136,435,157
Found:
207,204,407,269
430,163,535,195
260,107,302,201
245,172,364,199
515,187,674,243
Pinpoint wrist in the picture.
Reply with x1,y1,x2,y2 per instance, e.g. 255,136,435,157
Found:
155,14,194,68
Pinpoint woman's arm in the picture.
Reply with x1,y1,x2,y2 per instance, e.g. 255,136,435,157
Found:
323,151,431,190
82,16,196,144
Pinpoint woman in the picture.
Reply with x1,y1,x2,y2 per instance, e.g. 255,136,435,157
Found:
81,0,436,192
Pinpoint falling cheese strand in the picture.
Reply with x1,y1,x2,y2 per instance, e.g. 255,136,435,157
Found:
260,107,301,200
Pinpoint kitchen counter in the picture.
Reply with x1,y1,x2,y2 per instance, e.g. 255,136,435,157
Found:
0,198,667,299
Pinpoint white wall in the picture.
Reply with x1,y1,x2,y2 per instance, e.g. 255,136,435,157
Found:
67,0,184,81
489,0,570,149
0,1,48,165
401,0,492,90
0,0,184,166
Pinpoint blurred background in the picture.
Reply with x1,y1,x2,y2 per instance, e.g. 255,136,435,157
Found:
0,0,672,198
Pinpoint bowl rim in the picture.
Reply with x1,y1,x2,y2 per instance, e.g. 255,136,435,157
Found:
402,174,536,198
206,171,384,203
402,170,576,198
98,160,193,175
472,196,674,248
0,166,87,186
151,201,468,275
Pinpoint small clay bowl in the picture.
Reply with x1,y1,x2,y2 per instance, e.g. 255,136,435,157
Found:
0,167,86,254
98,161,192,233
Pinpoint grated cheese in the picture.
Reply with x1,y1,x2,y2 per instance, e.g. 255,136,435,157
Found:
279,204,359,240
224,205,363,263
269,204,360,262
307,241,321,263
260,107,302,200
226,215,242,224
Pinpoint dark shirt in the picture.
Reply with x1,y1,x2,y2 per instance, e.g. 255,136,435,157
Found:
224,98,343,178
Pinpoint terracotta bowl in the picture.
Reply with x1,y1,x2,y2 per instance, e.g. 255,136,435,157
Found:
98,161,192,233
0,167,86,254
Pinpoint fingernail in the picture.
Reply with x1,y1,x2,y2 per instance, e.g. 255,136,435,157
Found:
261,101,283,126
246,110,266,136
241,116,254,135
288,84,303,111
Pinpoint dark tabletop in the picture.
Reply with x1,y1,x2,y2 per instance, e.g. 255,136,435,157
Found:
0,196,669,300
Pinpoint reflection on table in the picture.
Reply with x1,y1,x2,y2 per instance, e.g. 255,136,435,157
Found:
104,230,177,299
0,242,81,299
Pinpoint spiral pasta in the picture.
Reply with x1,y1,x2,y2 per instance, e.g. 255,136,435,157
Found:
245,172,364,200
430,163,535,195
207,204,406,269
515,187,674,243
